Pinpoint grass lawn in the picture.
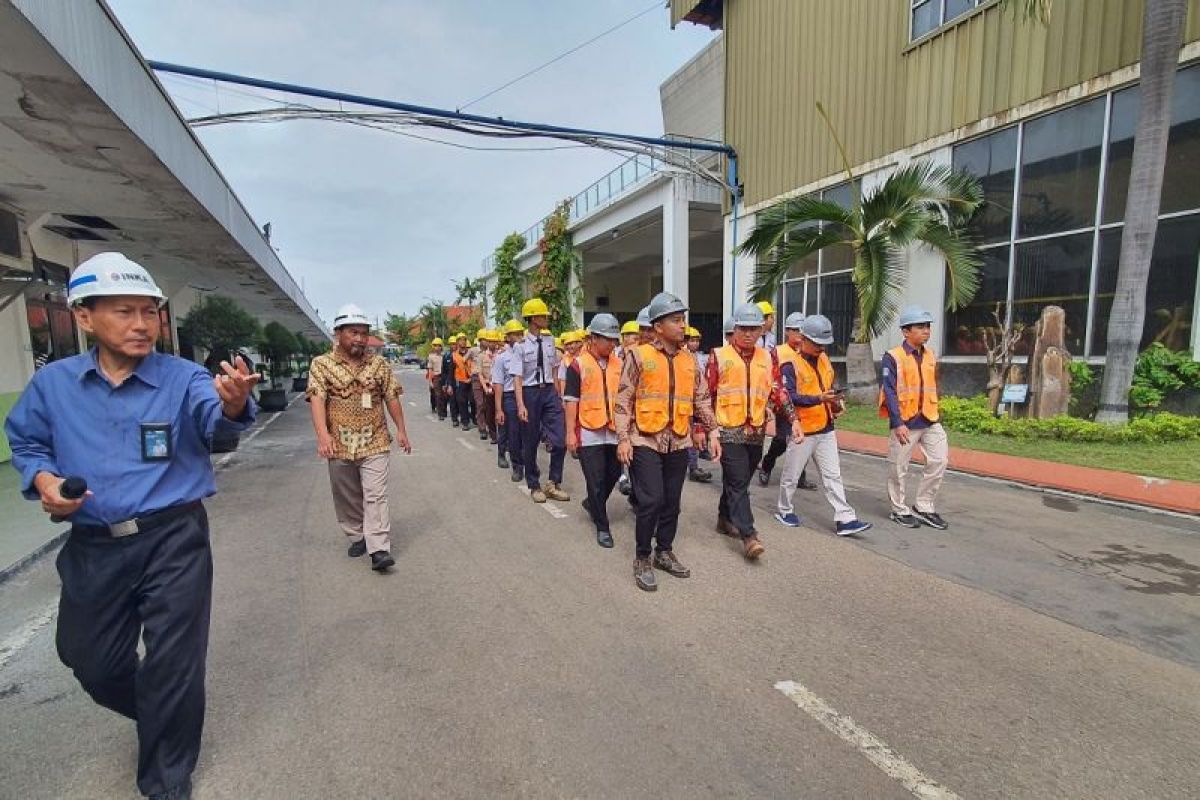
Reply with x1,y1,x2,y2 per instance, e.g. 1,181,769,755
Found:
834,404,1200,484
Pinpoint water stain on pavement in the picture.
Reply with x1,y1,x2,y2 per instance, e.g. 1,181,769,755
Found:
1090,544,1200,596
1041,495,1079,512
0,683,20,699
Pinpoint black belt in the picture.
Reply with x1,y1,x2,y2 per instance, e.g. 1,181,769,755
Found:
71,500,204,539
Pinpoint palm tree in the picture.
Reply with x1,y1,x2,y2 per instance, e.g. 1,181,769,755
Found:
1095,0,1188,422
740,161,983,403
454,276,487,320
417,300,451,341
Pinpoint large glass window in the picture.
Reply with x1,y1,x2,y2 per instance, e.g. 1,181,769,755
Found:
944,246,1010,356
1091,217,1200,354
911,0,941,40
819,272,855,357
953,127,1017,244
1104,65,1200,223
947,65,1200,359
1012,233,1093,354
1018,97,1106,237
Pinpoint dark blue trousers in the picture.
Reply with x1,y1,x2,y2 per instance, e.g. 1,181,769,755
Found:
56,503,211,797
500,391,523,466
520,384,565,489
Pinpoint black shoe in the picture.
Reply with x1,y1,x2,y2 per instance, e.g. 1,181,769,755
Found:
451,420,459,428
148,780,192,800
511,465,524,483
890,511,921,528
462,423,473,432
347,539,367,558
596,529,614,548
756,467,770,487
688,467,713,483
371,551,395,571
911,508,948,530
653,550,691,578
699,448,713,461
799,477,818,491
498,453,510,469
490,436,498,445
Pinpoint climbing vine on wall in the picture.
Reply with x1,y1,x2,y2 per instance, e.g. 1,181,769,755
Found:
491,232,527,324
528,200,582,331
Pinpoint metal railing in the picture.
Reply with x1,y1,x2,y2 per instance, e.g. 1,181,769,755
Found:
480,138,720,274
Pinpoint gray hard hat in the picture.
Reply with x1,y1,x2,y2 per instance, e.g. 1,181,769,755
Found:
783,311,805,330
800,314,835,345
587,313,621,340
897,305,935,328
636,306,651,328
723,317,735,334
647,292,688,323
731,301,766,328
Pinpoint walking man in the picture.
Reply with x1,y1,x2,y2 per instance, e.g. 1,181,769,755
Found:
775,315,872,535
615,292,720,591
452,334,473,431
880,305,949,530
761,313,816,489
441,334,459,427
685,326,713,483
308,304,412,572
564,314,623,548
5,253,259,800
709,302,801,560
513,298,570,503
474,329,498,443
493,320,525,479
426,337,445,417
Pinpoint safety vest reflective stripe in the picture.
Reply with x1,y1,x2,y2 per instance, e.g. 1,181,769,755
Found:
878,345,940,422
795,352,837,433
577,350,620,431
714,345,771,428
634,344,695,436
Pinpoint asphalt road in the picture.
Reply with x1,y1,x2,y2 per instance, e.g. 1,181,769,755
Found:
1,367,1198,799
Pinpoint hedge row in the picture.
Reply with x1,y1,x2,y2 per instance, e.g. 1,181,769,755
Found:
938,396,1200,444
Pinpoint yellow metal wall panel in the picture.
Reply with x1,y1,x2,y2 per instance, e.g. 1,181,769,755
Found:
722,0,1200,208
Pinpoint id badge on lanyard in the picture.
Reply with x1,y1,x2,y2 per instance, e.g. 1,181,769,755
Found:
140,422,172,461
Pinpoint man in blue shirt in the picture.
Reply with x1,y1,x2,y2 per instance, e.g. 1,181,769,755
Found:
492,319,526,482
512,298,569,504
5,253,259,800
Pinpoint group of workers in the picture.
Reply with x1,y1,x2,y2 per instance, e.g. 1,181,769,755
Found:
424,292,951,593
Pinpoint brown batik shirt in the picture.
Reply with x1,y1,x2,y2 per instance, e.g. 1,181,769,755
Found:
306,346,402,460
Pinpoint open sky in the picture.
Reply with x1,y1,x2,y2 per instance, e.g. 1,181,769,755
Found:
106,0,717,327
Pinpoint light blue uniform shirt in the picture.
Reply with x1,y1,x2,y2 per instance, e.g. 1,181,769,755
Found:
5,349,256,525
491,346,519,392
512,331,560,387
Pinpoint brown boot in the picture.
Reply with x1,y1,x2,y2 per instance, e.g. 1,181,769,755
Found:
716,517,739,537
544,482,570,502
633,557,657,591
742,534,765,560
653,550,691,578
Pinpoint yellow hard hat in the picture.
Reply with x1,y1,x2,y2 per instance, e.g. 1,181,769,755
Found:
561,330,580,345
431,337,443,346
553,336,563,349
503,319,525,335
685,326,701,339
620,320,639,335
522,298,550,318
483,328,497,342
454,332,466,341
756,300,775,316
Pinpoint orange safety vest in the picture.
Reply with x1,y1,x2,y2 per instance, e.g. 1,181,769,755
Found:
713,345,772,428
453,351,469,382
878,345,939,422
775,342,799,374
576,350,620,431
794,351,837,434
633,344,695,436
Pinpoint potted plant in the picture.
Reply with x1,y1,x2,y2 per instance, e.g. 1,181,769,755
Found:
258,321,298,412
179,295,262,452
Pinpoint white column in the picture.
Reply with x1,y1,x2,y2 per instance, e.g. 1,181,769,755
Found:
661,178,689,306
723,206,755,318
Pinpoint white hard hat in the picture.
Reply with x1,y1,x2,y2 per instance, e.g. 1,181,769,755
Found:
67,252,165,307
333,303,370,329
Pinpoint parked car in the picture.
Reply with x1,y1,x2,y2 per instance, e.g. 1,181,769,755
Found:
403,349,422,366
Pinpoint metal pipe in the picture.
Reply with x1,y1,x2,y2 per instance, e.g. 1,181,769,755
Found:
148,61,735,157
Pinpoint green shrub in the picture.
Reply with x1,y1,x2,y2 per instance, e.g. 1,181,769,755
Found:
938,395,1200,443
1131,343,1200,410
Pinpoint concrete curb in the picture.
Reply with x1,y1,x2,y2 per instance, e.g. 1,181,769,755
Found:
0,529,67,587
837,430,1200,516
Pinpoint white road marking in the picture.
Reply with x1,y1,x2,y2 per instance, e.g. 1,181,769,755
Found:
457,439,477,451
215,394,300,468
0,601,57,672
774,680,961,800
407,401,417,407
514,484,570,519
425,415,438,423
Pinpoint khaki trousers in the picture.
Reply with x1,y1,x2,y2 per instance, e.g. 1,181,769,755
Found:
327,453,391,554
887,423,948,515
778,431,856,523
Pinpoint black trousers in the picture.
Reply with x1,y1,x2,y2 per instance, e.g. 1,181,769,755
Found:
760,431,787,475
500,391,523,466
578,443,622,532
720,441,763,537
441,383,456,422
428,385,438,414
56,504,212,797
630,447,690,558
455,383,473,428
